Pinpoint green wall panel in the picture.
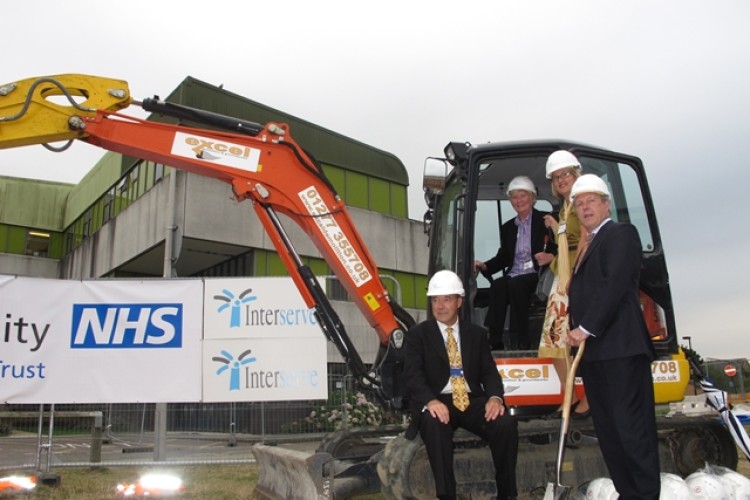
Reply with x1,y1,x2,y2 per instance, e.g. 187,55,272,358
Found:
369,178,390,215
346,171,368,210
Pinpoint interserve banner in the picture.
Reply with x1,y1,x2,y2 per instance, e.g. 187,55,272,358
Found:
202,277,327,401
0,276,327,404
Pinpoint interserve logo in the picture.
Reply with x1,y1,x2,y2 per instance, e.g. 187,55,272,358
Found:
212,349,257,391
214,288,256,328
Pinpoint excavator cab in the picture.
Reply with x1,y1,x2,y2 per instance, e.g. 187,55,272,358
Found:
422,141,687,402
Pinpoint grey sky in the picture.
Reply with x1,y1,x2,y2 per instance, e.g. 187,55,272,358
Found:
2,0,749,360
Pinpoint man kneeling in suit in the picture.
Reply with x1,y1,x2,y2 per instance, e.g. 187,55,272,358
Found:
403,270,518,500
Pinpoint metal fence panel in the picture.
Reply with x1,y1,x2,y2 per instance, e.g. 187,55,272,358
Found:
0,370,404,470
703,358,749,403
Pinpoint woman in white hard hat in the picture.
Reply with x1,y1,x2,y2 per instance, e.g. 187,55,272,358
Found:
474,176,556,351
537,150,590,418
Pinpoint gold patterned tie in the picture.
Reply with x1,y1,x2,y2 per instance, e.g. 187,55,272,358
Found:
445,327,469,411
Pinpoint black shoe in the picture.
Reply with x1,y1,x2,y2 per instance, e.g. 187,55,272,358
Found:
547,401,579,419
572,408,591,420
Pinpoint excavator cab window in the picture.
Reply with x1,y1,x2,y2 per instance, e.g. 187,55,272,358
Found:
429,175,467,277
578,156,655,252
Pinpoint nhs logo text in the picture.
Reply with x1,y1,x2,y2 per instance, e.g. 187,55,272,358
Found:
71,304,183,349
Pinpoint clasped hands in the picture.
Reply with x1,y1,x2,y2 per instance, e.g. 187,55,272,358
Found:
425,397,505,424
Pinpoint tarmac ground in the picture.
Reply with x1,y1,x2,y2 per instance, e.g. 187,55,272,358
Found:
0,431,317,470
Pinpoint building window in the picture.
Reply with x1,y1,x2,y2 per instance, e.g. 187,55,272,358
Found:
25,230,50,257
81,209,93,238
154,163,165,183
64,225,82,254
128,168,139,201
102,189,115,223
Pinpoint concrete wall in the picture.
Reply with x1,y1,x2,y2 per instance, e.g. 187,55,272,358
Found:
179,173,428,275
0,254,59,278
181,173,264,248
61,173,180,279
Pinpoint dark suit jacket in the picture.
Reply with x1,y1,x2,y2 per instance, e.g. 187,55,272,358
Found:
484,208,554,276
568,221,655,362
403,319,504,439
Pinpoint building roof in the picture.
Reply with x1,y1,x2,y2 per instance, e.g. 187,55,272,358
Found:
162,76,409,186
0,176,72,230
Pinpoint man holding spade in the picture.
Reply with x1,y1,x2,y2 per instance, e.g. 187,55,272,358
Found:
566,174,660,500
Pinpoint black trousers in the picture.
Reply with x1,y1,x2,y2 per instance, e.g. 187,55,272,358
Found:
418,395,518,499
485,272,538,349
581,355,660,499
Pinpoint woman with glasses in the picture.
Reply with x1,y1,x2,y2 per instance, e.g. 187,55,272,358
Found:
538,150,590,419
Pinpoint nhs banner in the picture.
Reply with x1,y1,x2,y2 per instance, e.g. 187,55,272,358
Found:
71,303,184,348
202,278,327,401
0,276,203,404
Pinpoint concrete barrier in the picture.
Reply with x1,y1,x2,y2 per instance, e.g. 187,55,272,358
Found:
252,444,333,500
251,444,380,499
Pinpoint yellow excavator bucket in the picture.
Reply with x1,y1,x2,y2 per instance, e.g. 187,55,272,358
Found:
0,74,132,149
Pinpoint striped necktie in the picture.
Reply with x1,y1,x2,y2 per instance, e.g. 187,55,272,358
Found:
445,327,469,411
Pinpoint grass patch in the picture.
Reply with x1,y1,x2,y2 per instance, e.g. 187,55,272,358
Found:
3,464,385,499
11,465,257,499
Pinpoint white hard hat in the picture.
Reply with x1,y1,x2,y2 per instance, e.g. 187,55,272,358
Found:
659,473,691,500
426,270,465,297
546,150,582,179
506,175,536,197
717,469,750,498
570,174,611,202
579,477,608,498
578,477,618,500
598,478,619,500
686,471,730,499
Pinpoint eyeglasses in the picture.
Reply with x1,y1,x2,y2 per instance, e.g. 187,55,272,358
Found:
551,171,574,182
